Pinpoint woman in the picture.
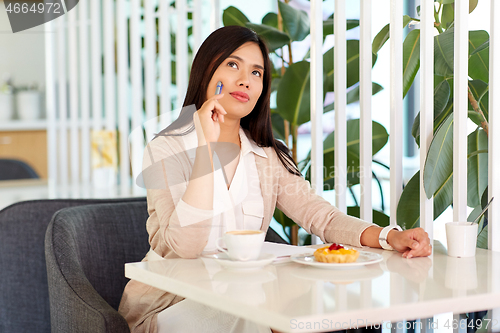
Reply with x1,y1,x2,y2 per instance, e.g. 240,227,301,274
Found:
119,25,432,333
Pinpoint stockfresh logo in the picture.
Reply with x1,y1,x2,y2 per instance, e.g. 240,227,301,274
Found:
4,0,80,33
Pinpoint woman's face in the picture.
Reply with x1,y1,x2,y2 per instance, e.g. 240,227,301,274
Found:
206,42,265,120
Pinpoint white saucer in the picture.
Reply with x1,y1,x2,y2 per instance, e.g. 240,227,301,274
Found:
291,251,383,270
204,253,276,270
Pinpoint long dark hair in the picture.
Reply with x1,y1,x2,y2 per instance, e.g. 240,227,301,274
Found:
159,25,301,177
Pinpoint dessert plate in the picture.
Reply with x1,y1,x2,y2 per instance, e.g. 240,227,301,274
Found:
290,251,383,270
204,253,276,270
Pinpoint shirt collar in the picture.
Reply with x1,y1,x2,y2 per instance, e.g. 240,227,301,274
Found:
239,127,267,159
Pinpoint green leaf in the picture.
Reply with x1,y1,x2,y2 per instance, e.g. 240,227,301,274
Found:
262,12,278,28
470,40,489,56
313,119,389,187
278,1,310,42
467,129,488,207
412,79,451,146
271,111,286,142
245,23,290,52
372,15,412,54
434,28,454,77
469,30,490,83
477,225,488,249
324,41,377,92
423,113,453,199
469,0,478,13
222,6,249,27
323,82,384,114
403,29,420,98
396,170,454,230
441,4,454,30
346,207,390,228
276,61,311,126
438,0,455,4
322,17,359,37
273,208,294,240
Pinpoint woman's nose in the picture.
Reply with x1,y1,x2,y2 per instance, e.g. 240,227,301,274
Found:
237,73,250,88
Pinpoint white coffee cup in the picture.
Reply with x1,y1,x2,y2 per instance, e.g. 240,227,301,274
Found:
216,230,265,261
445,222,478,258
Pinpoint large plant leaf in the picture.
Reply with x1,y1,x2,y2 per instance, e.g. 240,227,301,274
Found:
278,1,310,42
372,15,413,54
467,128,488,207
305,119,388,188
423,114,453,199
403,29,420,98
323,16,359,37
477,224,488,249
347,207,390,228
222,6,249,27
440,4,454,30
271,111,286,142
412,79,451,146
245,23,291,52
396,170,454,230
434,28,454,77
276,61,311,126
323,41,377,92
468,30,490,83
262,12,277,28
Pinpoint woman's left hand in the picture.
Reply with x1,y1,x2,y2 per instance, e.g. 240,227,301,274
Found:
387,227,432,258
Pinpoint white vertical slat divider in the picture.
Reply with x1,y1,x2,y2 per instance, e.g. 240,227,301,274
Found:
79,0,91,184
420,0,434,239
130,0,145,194
334,0,347,213
91,0,103,132
490,0,500,252
359,0,372,222
389,0,403,225
45,20,58,187
192,0,203,54
210,0,220,31
488,3,500,321
453,0,468,222
104,0,116,132
145,0,157,140
160,1,173,124
68,8,80,185
57,15,69,187
117,0,131,188
176,0,188,111
310,0,323,245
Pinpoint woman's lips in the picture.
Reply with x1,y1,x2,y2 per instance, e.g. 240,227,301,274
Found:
230,91,249,102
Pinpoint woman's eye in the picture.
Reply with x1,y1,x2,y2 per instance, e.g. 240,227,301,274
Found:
252,70,262,77
227,61,238,68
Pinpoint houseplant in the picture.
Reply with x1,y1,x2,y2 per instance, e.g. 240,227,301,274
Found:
372,0,490,248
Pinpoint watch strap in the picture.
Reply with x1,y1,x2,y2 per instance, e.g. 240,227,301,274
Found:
379,225,402,250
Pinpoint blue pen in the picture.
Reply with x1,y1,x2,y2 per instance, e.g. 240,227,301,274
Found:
215,81,223,95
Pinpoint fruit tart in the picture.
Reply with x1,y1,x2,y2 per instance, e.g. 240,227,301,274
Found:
313,243,359,263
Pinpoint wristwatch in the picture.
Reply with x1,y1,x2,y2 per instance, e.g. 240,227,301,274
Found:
379,225,402,250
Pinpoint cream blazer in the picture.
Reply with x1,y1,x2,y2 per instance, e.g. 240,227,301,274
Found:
118,129,374,333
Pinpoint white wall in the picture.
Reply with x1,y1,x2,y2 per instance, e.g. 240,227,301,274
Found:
0,4,46,90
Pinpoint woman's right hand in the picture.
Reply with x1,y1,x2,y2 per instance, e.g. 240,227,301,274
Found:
193,94,227,146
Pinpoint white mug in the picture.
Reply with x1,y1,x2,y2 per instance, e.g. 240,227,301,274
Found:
216,230,265,261
445,222,478,257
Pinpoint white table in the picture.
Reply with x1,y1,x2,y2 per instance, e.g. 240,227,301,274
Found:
125,242,500,332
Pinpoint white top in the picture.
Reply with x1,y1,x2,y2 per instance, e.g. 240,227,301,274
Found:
174,127,267,253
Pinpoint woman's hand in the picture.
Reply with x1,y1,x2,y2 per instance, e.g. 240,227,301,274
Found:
193,94,227,146
387,227,432,258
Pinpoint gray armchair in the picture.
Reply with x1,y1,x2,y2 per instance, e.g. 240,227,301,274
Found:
45,201,150,333
0,197,146,333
